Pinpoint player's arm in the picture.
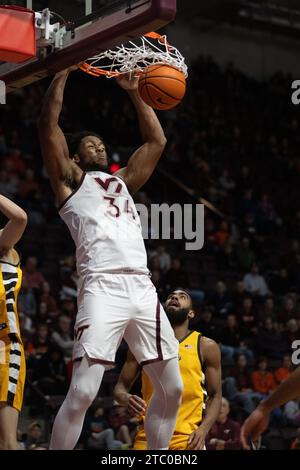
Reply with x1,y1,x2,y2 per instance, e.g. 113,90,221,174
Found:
114,75,167,194
0,195,27,253
241,366,300,449
113,350,147,417
188,337,222,450
38,67,80,204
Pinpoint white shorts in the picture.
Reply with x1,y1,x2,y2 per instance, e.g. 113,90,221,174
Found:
73,273,179,367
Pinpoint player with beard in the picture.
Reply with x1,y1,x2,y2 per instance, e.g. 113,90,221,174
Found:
114,290,222,450
38,67,182,450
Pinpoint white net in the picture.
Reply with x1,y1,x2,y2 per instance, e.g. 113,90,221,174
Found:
81,33,188,78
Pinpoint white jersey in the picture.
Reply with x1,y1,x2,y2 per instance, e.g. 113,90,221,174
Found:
59,171,148,280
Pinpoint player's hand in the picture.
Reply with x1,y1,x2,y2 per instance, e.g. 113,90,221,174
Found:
241,406,270,450
56,64,82,78
187,427,207,450
116,73,139,91
127,394,147,417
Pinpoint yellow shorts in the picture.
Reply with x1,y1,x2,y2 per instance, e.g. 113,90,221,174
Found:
133,433,189,451
0,335,26,412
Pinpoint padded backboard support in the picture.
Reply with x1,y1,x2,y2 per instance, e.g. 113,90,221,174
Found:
0,0,176,92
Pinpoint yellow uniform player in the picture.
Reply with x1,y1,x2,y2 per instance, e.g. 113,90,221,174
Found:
0,194,27,450
114,290,222,450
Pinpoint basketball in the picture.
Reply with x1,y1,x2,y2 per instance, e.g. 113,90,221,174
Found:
138,64,186,110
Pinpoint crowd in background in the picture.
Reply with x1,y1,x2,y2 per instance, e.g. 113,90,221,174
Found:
0,55,300,450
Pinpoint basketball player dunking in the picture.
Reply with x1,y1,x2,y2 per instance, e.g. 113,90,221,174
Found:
38,66,183,450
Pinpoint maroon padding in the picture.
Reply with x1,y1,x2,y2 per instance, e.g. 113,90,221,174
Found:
0,6,36,63
0,0,176,92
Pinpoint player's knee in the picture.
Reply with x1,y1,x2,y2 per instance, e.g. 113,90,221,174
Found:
166,379,183,405
69,384,97,412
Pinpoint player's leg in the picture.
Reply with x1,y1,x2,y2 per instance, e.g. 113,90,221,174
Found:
124,276,182,450
143,358,183,450
0,404,19,450
50,354,106,449
50,288,128,450
0,336,25,450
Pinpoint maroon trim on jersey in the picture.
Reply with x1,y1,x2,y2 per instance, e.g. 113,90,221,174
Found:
94,176,122,194
57,172,86,212
141,298,163,366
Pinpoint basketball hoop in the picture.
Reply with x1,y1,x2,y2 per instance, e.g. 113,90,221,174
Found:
80,32,188,78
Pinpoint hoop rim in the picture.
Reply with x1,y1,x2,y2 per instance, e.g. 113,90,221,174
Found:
79,32,185,78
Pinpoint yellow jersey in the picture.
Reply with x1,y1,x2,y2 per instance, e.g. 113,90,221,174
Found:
0,258,23,340
134,331,207,448
0,255,25,412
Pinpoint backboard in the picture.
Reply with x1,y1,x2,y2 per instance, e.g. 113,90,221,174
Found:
0,0,177,92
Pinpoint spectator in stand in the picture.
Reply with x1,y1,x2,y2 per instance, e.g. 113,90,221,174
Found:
274,355,293,385
23,256,46,291
39,281,58,315
209,281,233,317
18,276,37,317
217,240,236,271
218,168,236,193
206,398,241,450
257,193,280,235
219,314,254,359
258,296,277,322
32,345,68,396
149,244,171,273
35,301,53,327
278,296,299,324
241,212,263,249
231,281,248,311
60,297,77,318
223,354,263,415
243,262,271,297
215,221,231,248
25,422,44,450
18,168,40,199
51,315,74,360
235,237,256,272
84,403,125,450
254,317,286,360
251,357,276,398
283,399,300,427
27,323,51,359
107,406,135,447
282,319,300,353
238,296,258,340
160,258,189,291
193,307,219,341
